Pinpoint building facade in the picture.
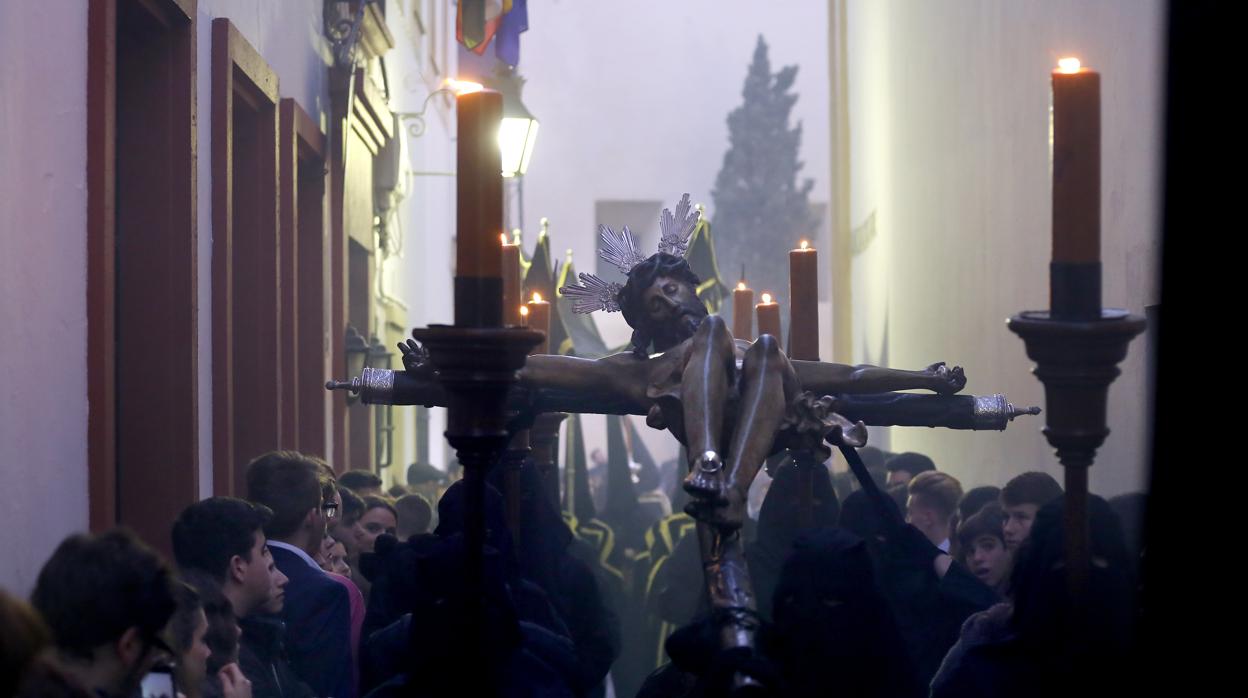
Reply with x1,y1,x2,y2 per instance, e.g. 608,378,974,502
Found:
0,0,457,594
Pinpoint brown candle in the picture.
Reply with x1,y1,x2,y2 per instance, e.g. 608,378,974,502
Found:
457,88,503,278
788,240,819,360
526,292,551,354
1051,58,1100,264
511,302,535,453
757,293,782,340
456,88,504,327
502,234,522,326
733,281,754,340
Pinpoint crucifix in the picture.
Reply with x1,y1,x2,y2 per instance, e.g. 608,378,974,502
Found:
329,194,1038,688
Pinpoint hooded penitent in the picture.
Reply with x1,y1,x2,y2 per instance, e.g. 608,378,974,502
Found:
767,527,923,698
745,461,841,622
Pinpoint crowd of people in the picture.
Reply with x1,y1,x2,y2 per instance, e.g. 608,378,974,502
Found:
1,444,1145,698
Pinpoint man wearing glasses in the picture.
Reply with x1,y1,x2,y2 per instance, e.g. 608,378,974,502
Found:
246,451,354,698
30,528,180,698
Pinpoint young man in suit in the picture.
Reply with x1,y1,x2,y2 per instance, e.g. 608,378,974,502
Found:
247,451,353,698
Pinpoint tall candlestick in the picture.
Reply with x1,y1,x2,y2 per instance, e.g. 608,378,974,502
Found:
757,293,782,340
526,292,551,354
456,88,504,326
1051,57,1101,320
733,280,754,340
501,234,522,326
788,240,820,360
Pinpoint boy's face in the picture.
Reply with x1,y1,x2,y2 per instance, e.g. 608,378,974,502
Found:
261,551,288,614
967,534,1010,588
887,469,914,487
329,541,351,577
1002,502,1041,550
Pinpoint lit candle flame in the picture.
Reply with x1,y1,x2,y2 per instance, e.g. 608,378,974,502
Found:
761,293,773,304
531,292,543,303
1057,57,1081,74
500,233,508,245
519,305,529,317
736,281,747,291
799,240,810,250
445,78,484,95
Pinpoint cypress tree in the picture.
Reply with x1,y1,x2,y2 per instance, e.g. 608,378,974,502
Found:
712,35,818,335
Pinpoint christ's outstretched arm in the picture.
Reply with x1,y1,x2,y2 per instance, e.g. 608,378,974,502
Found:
519,352,653,413
792,360,966,396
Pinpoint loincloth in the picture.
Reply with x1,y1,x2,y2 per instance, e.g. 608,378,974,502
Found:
641,339,865,457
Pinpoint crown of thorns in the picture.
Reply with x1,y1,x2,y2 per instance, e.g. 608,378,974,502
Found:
559,194,700,314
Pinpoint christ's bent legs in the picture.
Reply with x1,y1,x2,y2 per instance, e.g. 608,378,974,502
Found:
681,315,737,502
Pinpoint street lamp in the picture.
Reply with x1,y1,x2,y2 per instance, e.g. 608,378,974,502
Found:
488,65,538,234
366,334,393,369
499,99,538,178
367,335,395,470
492,65,538,178
344,325,369,405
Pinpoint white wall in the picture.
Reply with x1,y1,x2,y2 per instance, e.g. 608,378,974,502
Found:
388,0,458,472
844,0,1164,496
0,0,90,595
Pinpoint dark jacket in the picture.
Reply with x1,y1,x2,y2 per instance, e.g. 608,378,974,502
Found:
362,532,576,698
270,545,353,698
474,467,622,697
839,483,996,687
238,615,316,698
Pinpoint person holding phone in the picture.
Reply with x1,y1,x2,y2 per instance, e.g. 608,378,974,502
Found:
30,529,180,698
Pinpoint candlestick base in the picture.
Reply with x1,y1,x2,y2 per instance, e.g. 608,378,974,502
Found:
1007,309,1146,467
408,324,542,666
1007,307,1145,604
410,325,544,439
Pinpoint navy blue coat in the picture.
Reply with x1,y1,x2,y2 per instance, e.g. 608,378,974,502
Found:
270,545,353,698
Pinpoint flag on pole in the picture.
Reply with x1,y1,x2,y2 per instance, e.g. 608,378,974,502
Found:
495,0,528,66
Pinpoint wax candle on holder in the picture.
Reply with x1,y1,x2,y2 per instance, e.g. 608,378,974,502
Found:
501,234,523,326
733,281,754,340
788,240,819,360
526,292,551,354
1050,57,1101,320
757,293,782,341
455,88,504,326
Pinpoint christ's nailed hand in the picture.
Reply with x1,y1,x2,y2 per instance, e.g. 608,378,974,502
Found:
927,362,967,394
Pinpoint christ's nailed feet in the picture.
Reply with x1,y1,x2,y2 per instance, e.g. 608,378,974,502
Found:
684,485,747,530
683,451,749,529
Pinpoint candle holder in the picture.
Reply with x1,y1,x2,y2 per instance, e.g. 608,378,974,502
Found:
529,411,569,511
408,323,542,661
500,441,529,555
1007,308,1145,598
